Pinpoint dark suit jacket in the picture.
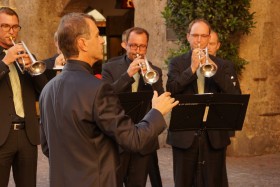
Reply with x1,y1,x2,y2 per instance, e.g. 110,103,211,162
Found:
101,55,164,155
166,51,241,149
0,47,48,146
43,54,59,81
39,60,166,187
224,59,241,94
102,55,164,94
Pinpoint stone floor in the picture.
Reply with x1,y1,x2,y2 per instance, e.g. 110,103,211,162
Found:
8,147,280,187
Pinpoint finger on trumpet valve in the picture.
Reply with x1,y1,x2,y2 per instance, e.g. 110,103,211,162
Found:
138,61,145,68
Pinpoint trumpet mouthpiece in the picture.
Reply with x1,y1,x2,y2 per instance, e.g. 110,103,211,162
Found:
135,54,145,59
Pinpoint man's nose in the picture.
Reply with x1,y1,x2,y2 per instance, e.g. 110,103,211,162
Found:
135,46,141,52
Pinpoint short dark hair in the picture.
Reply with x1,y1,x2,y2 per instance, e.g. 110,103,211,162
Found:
57,13,95,59
0,7,19,21
187,18,211,34
126,27,149,43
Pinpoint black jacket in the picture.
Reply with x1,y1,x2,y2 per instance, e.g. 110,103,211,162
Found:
166,51,241,149
0,46,47,146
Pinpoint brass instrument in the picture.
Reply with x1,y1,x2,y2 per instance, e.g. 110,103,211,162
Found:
10,37,46,76
198,46,217,77
136,54,159,85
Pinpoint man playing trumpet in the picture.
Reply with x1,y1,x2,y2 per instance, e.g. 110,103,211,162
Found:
166,19,241,187
0,7,47,187
102,27,164,187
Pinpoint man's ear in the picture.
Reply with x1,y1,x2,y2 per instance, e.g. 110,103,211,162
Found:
77,38,87,52
186,33,190,42
217,42,221,50
121,42,127,49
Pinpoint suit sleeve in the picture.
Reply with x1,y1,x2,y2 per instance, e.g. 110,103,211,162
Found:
102,63,134,93
39,90,49,157
40,120,49,158
225,60,241,94
93,83,167,152
166,55,197,95
0,61,10,80
211,57,241,94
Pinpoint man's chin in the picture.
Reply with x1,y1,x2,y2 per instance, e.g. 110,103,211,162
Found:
0,42,12,49
96,55,103,61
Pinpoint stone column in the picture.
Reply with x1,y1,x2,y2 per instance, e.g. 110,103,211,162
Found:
134,0,172,147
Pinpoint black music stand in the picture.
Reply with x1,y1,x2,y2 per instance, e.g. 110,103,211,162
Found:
117,91,153,123
169,93,250,131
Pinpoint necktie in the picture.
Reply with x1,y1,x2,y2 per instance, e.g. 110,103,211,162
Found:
8,62,25,117
196,69,205,94
197,68,210,121
132,72,140,92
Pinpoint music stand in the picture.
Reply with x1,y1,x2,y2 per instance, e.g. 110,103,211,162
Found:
117,91,153,123
169,93,250,131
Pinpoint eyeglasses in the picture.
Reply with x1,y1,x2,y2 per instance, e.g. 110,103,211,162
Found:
128,43,147,51
0,24,21,32
190,34,209,39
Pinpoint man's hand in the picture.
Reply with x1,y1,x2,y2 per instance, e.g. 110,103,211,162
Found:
127,56,143,77
152,91,179,116
191,48,202,74
2,44,28,66
54,53,66,67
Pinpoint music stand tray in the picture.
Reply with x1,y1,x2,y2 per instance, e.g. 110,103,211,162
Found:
169,93,250,131
117,91,153,123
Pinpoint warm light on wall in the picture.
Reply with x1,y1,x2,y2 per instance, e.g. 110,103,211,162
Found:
122,0,134,9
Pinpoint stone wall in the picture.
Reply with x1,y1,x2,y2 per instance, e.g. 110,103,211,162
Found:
4,0,65,60
228,0,280,156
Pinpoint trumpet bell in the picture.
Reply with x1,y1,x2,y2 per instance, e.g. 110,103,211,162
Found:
198,46,217,77
144,70,159,84
9,37,46,76
137,54,159,85
28,61,47,76
200,64,217,77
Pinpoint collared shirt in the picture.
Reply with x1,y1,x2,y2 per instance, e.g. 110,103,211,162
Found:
0,46,25,123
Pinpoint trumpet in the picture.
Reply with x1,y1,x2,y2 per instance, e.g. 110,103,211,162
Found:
10,37,46,76
136,54,159,85
198,46,217,77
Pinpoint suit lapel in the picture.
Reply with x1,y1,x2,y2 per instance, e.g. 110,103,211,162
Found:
185,51,199,94
119,57,133,92
0,49,13,91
